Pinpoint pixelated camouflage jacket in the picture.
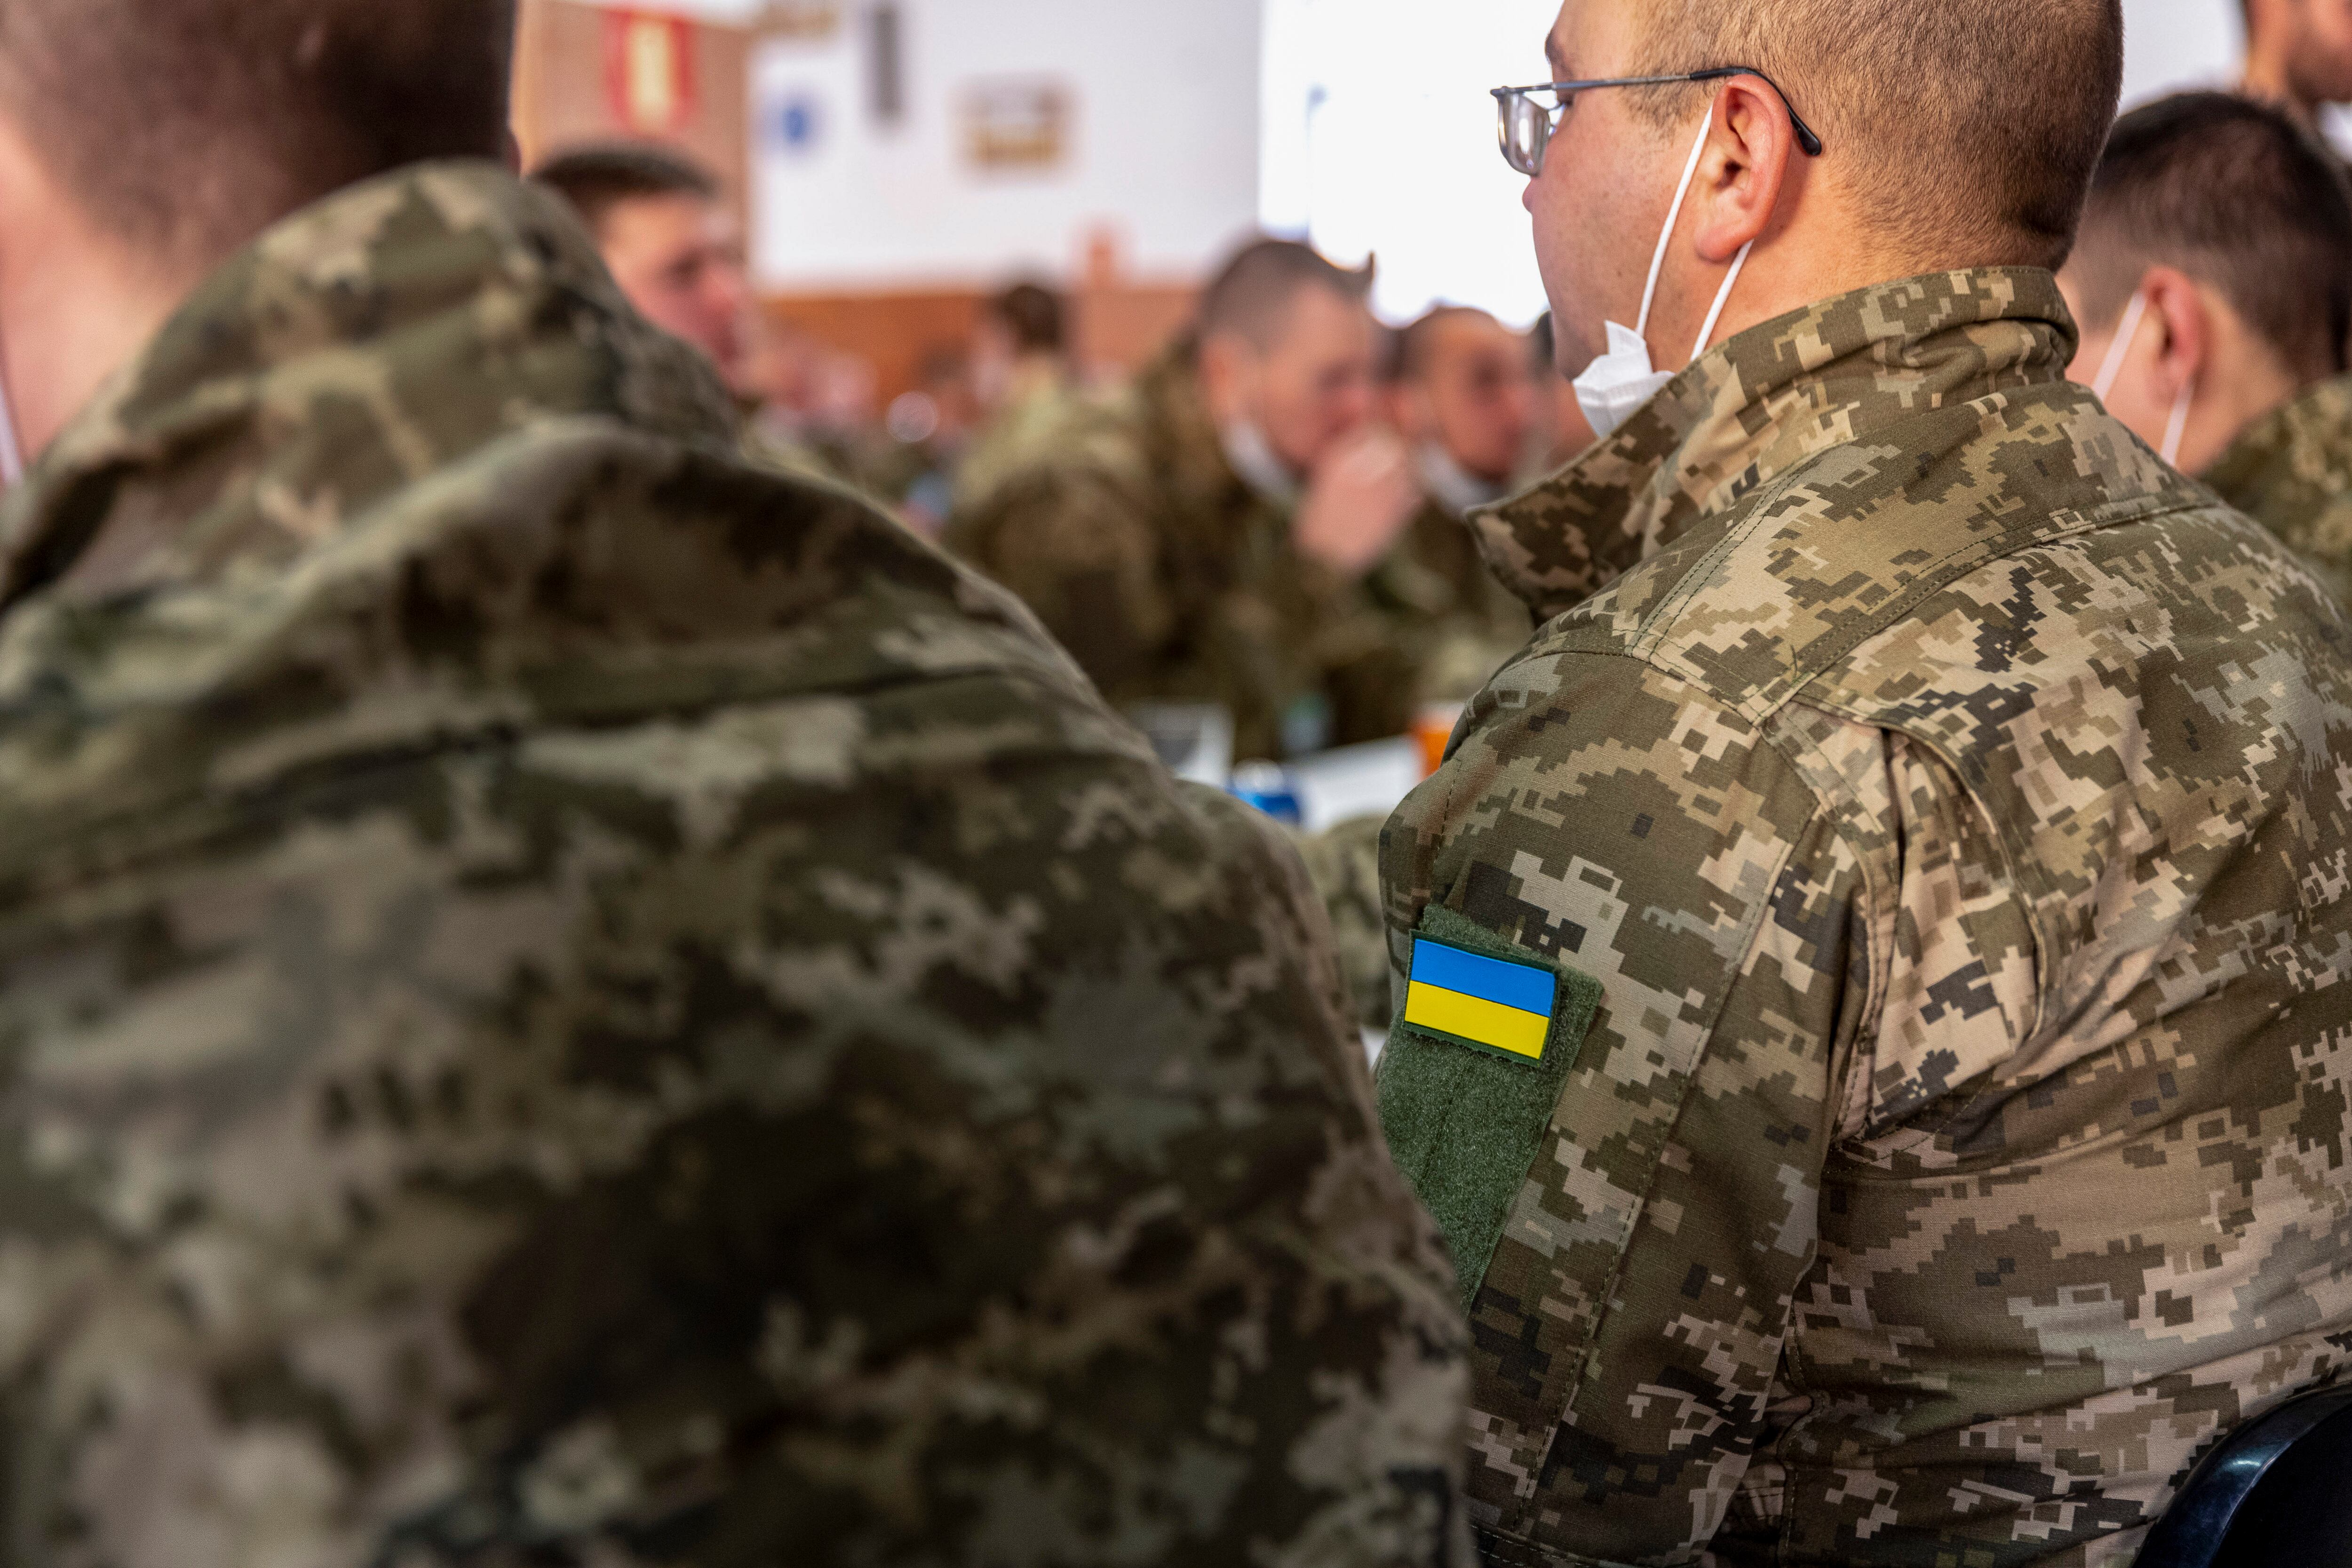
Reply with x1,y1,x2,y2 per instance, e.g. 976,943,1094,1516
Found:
0,161,1476,1568
946,343,1415,762
2202,373,2352,610
1380,268,2352,1567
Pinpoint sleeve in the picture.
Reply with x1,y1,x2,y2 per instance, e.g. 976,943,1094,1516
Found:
1379,652,1875,1564
942,457,1176,707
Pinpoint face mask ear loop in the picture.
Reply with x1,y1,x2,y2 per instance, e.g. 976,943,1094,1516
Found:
2091,291,2151,403
1688,239,1754,363
0,355,24,488
1633,106,1717,340
2161,378,2194,468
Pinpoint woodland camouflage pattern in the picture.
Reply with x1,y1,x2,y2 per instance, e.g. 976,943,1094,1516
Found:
2202,372,2352,610
946,345,1415,763
0,162,1475,1567
1381,269,2352,1566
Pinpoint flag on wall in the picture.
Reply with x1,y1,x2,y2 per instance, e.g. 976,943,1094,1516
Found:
606,11,697,136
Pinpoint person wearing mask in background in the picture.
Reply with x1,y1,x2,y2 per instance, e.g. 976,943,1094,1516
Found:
0,1,1477,1561
958,279,1087,509
2060,92,2352,605
2240,0,2352,133
1382,0,2352,1562
1371,307,1539,710
951,239,1426,765
534,142,841,486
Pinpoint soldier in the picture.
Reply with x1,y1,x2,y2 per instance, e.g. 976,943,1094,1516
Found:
1382,0,2352,1563
950,239,1427,765
2059,92,2352,605
1372,308,1539,714
0,1,1472,1563
957,279,1087,511
2241,0,2352,132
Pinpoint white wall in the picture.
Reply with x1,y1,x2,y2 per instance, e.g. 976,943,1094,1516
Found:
747,0,1263,291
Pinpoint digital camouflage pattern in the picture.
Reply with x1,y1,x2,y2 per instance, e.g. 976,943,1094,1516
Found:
2201,372,2352,610
0,161,1475,1568
1381,268,2352,1566
946,344,1414,763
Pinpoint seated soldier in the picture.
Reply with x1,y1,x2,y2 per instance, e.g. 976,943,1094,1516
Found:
0,1,1473,1562
957,279,1087,511
1380,0,2352,1563
950,240,1426,764
1372,307,1540,713
2060,92,2352,605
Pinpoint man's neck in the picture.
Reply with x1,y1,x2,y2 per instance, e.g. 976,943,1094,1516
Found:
0,126,194,461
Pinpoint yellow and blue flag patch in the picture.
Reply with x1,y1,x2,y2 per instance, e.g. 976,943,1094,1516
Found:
1403,935,1557,1063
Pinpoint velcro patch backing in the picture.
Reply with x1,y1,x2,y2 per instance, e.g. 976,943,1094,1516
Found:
1377,904,1603,1307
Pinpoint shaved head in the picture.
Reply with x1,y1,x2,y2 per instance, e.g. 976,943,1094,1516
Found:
0,0,517,275
1613,0,2124,270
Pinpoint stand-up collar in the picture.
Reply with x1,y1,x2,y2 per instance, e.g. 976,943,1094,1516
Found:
1476,269,2079,621
0,160,732,609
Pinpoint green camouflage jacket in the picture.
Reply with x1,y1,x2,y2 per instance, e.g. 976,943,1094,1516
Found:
2202,373,2352,610
946,345,1414,763
0,162,1473,1568
1380,269,2352,1567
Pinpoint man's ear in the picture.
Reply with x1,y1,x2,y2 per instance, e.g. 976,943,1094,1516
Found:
1690,75,1799,265
2142,266,2211,397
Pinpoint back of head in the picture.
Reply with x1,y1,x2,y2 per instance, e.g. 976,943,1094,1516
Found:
2072,91,2352,382
1197,239,1373,351
0,0,517,278
533,143,721,244
1626,0,2125,270
988,281,1067,357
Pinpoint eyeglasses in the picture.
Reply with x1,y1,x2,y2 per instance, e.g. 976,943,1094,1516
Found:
1492,66,1825,178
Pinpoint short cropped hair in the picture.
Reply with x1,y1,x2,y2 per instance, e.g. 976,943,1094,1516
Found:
1197,239,1373,350
532,143,722,241
0,0,517,273
1389,306,1499,385
2071,92,2352,381
1625,0,2124,270
988,282,1067,356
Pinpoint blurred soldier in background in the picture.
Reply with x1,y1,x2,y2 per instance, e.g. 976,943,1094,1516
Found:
534,143,754,394
958,279,1085,508
950,239,1425,764
0,1,1474,1562
1386,0,2352,1561
2060,92,2352,603
1370,307,1537,711
535,141,847,487
2240,0,2352,131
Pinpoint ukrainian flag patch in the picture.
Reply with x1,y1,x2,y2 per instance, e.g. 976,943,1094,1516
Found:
1403,935,1558,1064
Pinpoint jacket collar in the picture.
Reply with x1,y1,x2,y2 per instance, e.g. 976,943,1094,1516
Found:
1477,269,2080,621
0,160,732,610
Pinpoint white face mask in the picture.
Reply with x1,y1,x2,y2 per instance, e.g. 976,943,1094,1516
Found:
1572,106,1756,441
2090,290,2194,469
1220,419,1302,508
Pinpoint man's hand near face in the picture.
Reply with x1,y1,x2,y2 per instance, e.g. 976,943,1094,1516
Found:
1294,425,1423,577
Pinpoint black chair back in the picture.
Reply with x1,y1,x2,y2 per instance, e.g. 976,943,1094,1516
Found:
2139,1384,2352,1568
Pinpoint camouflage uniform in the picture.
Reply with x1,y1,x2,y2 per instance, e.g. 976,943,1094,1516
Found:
2201,373,2352,609
948,343,1414,764
955,366,1091,514
0,162,1474,1567
1378,269,2352,1566
1365,495,1535,714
